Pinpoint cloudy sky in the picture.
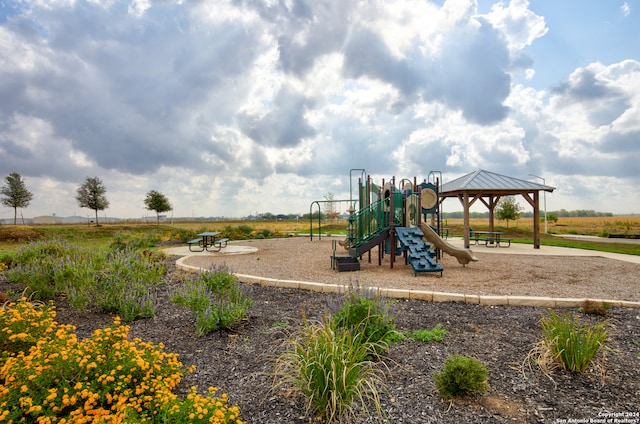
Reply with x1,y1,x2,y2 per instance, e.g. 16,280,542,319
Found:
1,0,638,220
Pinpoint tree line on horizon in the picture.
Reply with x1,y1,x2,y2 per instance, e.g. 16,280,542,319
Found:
1,173,171,225
441,209,614,219
1,172,618,226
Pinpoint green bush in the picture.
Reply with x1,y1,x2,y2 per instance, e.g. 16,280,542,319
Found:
541,310,608,372
109,230,162,251
433,354,489,398
331,287,398,357
171,265,252,335
273,317,386,422
166,227,197,243
218,225,256,240
6,239,89,300
580,300,611,317
254,228,273,239
409,324,448,342
92,249,165,321
0,253,15,268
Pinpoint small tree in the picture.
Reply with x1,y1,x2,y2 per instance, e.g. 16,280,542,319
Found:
1,172,34,225
323,192,339,220
144,190,172,225
76,177,109,225
495,196,522,228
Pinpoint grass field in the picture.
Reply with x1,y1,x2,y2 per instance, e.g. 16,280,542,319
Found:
0,216,639,256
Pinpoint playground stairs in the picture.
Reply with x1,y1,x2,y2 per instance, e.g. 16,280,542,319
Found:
349,229,390,258
395,227,444,277
334,255,360,272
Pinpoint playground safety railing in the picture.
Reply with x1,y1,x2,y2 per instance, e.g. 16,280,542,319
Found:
348,198,386,247
347,193,406,245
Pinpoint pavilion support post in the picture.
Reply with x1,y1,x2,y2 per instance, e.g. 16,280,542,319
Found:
488,195,495,233
389,178,395,269
533,191,541,249
463,192,470,249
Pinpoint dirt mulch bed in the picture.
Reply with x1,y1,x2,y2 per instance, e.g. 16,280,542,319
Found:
3,238,640,423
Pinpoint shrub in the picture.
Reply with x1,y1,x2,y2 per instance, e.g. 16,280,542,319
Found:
5,239,84,300
433,354,489,399
540,310,608,372
273,316,386,422
0,254,14,268
580,300,611,316
331,286,398,357
92,248,164,321
165,227,197,243
0,300,243,423
171,265,252,335
255,229,273,239
109,230,162,251
0,298,54,356
235,225,255,238
5,239,165,321
409,324,448,342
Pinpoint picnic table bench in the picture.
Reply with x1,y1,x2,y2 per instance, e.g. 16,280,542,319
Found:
207,237,229,252
186,232,230,252
470,230,511,248
187,238,204,252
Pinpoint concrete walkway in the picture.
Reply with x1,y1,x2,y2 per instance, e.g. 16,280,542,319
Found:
164,245,258,257
166,238,640,309
444,237,640,264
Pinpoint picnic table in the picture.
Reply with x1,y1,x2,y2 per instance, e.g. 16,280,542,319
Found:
471,231,511,248
186,231,230,252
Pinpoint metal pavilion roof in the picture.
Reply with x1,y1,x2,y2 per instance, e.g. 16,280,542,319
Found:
441,169,555,195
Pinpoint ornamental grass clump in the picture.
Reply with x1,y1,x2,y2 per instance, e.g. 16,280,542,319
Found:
540,310,608,373
331,285,398,357
0,299,243,423
171,265,252,335
273,316,387,423
433,354,489,399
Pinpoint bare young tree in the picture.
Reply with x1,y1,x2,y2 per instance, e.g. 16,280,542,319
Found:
1,172,34,225
323,192,339,220
76,177,110,225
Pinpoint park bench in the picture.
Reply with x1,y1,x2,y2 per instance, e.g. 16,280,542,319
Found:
186,238,204,252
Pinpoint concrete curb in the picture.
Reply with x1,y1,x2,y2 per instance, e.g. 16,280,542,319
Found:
175,256,640,309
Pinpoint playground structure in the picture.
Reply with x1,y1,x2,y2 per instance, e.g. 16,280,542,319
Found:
316,169,477,276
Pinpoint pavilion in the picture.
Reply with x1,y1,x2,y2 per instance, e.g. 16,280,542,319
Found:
440,169,555,249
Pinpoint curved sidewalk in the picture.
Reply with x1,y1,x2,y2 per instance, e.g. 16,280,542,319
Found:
444,237,640,264
167,240,640,309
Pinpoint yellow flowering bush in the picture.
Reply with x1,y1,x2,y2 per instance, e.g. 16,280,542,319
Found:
0,300,243,423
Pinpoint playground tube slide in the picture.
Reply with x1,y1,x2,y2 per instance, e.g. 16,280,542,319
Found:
420,223,479,265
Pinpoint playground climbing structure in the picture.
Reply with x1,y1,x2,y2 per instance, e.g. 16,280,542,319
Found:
327,169,477,276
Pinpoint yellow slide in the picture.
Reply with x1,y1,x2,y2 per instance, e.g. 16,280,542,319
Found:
420,223,478,266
